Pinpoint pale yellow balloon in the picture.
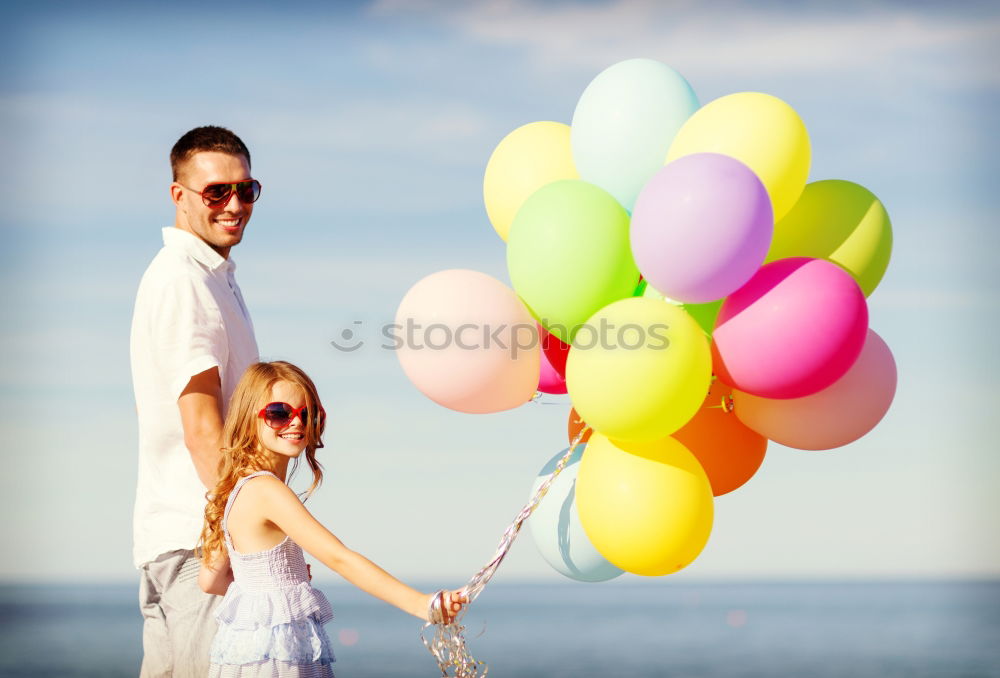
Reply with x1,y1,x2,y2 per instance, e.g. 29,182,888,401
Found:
566,297,712,441
576,433,714,576
483,121,579,241
666,92,811,221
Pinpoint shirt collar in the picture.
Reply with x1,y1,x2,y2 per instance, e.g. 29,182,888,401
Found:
162,227,235,273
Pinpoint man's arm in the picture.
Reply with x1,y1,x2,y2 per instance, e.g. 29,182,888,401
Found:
178,366,225,490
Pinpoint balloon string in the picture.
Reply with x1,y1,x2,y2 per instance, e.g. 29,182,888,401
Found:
420,427,591,677
707,395,734,413
529,391,567,406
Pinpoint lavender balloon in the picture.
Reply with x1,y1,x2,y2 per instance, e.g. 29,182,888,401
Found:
631,153,773,304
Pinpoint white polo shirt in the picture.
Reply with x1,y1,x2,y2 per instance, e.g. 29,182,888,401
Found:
130,227,259,567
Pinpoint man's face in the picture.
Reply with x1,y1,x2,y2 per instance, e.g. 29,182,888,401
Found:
172,151,254,258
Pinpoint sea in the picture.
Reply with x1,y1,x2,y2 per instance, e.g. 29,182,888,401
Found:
0,579,997,678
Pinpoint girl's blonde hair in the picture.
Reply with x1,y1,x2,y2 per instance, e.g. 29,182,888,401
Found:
198,361,325,563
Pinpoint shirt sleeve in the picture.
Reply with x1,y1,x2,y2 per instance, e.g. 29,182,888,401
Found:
148,274,230,401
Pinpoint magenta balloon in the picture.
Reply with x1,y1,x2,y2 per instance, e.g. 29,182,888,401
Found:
395,269,540,413
732,329,896,450
537,323,568,394
538,348,568,394
712,258,868,399
631,153,773,304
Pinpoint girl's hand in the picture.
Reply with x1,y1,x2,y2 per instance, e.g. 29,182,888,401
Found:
427,589,469,624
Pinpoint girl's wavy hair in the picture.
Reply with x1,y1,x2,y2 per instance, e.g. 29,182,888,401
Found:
198,361,325,563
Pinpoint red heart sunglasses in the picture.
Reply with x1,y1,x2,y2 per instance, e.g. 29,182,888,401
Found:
257,402,326,430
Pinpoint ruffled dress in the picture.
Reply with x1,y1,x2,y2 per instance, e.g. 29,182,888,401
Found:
209,471,336,678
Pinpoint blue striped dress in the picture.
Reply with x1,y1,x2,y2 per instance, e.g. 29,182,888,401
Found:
208,471,336,677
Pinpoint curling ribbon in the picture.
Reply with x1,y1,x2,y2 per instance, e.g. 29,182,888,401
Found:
420,427,591,676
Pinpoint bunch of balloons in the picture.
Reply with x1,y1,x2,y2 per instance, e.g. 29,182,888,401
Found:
396,58,896,582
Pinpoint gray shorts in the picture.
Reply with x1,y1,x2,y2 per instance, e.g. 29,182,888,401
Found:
139,549,221,677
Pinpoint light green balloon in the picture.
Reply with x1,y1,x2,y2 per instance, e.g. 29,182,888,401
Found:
641,284,721,338
507,180,639,343
685,299,723,337
766,179,892,296
641,284,667,302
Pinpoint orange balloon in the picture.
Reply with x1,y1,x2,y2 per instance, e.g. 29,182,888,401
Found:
568,407,593,446
673,377,767,496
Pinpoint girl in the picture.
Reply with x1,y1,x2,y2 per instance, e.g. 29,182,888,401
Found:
198,361,466,677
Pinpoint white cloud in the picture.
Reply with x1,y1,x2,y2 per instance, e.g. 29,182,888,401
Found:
246,99,495,163
369,0,1000,85
0,88,500,220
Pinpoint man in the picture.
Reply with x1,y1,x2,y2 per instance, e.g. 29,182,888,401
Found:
130,126,260,676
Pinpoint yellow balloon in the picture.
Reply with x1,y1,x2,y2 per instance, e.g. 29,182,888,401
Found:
566,297,711,441
766,180,892,296
483,121,579,241
576,433,714,576
665,92,811,221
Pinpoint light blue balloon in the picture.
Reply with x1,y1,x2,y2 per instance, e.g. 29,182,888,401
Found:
571,58,699,211
528,445,624,583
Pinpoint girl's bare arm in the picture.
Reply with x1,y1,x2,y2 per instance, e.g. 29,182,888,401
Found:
247,475,465,621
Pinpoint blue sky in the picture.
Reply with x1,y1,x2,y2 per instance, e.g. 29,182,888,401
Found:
1,0,998,585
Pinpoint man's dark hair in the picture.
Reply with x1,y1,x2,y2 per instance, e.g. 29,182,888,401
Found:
170,126,251,181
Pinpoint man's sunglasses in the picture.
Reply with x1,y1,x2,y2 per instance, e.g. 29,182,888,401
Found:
257,402,326,430
181,179,262,208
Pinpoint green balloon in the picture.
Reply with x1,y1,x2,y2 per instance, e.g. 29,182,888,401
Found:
684,299,722,337
766,179,892,297
641,283,666,302
641,284,721,338
507,180,639,343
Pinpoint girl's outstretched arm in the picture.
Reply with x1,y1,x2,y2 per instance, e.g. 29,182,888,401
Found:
198,550,234,596
249,474,465,622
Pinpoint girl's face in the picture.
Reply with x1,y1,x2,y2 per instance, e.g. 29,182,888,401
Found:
257,380,311,460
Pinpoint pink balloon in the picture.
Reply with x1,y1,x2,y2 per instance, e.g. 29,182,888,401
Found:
712,258,868,399
540,326,570,377
537,325,569,394
732,329,896,450
395,269,540,413
538,349,568,394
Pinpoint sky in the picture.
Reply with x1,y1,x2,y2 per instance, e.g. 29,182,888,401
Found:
0,0,998,587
